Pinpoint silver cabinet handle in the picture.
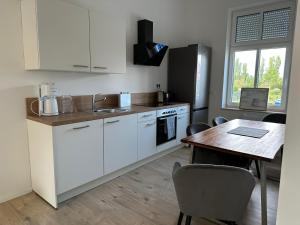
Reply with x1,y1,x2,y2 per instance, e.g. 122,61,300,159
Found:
73,65,89,68
142,114,153,118
145,122,156,127
93,66,107,69
73,125,90,130
105,120,120,124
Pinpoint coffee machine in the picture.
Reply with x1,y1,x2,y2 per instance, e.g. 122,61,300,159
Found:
38,83,59,116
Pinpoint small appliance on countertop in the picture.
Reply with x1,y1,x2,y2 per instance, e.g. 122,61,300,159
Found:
31,83,59,116
157,91,171,104
119,92,131,108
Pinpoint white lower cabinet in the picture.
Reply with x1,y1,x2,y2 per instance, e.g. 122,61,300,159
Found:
104,114,138,174
138,119,157,160
27,106,190,208
176,113,190,144
53,120,104,194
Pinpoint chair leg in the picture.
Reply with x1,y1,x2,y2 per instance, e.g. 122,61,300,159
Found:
255,160,261,179
185,215,192,225
177,212,184,225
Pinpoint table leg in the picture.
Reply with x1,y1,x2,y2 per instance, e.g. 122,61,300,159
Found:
260,161,268,225
190,145,194,164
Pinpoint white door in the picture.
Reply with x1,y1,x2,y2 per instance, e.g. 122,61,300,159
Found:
177,113,190,144
138,120,157,160
104,114,138,174
53,120,103,194
37,0,90,72
90,10,126,74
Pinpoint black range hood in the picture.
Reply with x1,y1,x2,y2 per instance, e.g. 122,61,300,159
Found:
134,20,168,66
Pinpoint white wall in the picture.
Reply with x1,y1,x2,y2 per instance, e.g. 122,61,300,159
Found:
0,0,287,203
0,0,187,203
276,1,300,224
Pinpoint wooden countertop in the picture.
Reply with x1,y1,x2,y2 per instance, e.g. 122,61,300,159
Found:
27,103,189,126
182,119,285,162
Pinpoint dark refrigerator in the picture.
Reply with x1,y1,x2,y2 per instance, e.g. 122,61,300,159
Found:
168,44,211,124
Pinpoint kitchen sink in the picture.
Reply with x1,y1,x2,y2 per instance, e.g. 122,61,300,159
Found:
94,108,129,113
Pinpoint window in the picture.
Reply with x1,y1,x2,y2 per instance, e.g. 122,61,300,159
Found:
224,1,295,111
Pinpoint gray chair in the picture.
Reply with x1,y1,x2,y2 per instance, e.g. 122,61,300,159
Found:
212,117,260,178
262,113,286,124
212,116,228,127
186,123,251,170
186,123,211,136
172,163,256,225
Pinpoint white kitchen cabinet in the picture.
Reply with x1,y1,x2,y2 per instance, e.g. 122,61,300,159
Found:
138,119,157,160
138,111,157,122
53,120,104,194
90,11,126,74
21,0,90,72
176,113,190,144
104,114,138,174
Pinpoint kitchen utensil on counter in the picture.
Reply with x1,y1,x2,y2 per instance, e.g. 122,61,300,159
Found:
157,90,164,103
164,92,170,103
59,95,73,114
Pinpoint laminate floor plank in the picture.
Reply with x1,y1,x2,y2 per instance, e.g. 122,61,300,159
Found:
0,147,279,225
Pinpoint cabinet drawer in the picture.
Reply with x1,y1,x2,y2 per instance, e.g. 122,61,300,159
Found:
138,111,157,122
176,105,190,115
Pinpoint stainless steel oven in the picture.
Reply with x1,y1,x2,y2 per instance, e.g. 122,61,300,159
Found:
156,108,177,146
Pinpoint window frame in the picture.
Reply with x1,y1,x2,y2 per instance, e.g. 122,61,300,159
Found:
224,1,296,112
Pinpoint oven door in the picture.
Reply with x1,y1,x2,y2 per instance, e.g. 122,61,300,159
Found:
156,115,177,146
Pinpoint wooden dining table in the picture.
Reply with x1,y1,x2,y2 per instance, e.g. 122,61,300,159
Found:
181,119,285,225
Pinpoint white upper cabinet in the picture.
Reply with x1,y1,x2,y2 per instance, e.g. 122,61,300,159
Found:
21,0,90,72
21,0,126,74
90,11,126,74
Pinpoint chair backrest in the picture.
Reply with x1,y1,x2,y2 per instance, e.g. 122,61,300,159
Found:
172,163,255,222
212,116,228,127
186,123,211,136
262,113,286,124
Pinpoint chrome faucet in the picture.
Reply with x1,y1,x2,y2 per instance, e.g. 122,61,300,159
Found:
92,94,107,112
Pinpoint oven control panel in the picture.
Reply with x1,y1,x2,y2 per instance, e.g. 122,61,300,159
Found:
157,108,177,117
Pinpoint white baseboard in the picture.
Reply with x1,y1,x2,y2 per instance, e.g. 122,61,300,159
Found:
57,145,182,204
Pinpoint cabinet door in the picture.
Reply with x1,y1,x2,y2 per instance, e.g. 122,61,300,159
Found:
138,120,157,160
104,114,138,174
90,10,126,74
177,113,190,144
37,0,90,72
53,120,103,194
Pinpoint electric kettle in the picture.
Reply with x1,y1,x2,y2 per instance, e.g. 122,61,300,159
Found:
31,83,59,116
39,96,59,116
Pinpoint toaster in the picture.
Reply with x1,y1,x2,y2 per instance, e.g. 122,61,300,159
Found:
119,92,131,108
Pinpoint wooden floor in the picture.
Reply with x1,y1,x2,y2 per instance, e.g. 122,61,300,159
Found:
0,147,279,225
